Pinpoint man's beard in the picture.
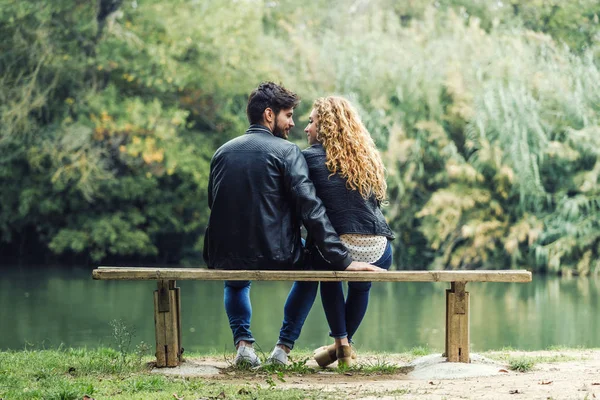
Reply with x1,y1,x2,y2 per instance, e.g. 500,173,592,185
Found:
272,122,288,139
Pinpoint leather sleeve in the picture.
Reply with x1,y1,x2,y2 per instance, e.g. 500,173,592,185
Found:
282,145,352,270
203,158,214,267
207,156,215,209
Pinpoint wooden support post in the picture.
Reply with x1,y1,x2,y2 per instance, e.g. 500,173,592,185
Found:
153,280,182,367
445,281,470,363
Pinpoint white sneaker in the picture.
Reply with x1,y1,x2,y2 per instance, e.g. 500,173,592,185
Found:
265,346,288,366
234,346,261,367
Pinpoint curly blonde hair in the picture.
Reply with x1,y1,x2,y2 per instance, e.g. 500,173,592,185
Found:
313,96,387,202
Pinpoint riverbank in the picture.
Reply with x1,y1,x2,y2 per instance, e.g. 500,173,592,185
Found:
1,347,599,399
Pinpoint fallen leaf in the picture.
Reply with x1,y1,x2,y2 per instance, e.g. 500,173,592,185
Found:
173,394,183,400
216,391,226,399
83,396,95,400
509,389,520,394
499,369,509,373
539,381,552,385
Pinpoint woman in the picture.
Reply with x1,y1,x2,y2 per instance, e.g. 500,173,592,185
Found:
266,96,392,367
304,96,394,367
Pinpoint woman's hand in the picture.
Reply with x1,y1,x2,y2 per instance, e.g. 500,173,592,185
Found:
345,261,385,271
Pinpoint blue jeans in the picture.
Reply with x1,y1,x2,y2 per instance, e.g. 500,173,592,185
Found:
224,280,255,346
225,279,319,349
321,241,393,340
276,281,319,349
276,240,393,349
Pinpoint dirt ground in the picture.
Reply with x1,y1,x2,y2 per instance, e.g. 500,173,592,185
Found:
157,350,600,399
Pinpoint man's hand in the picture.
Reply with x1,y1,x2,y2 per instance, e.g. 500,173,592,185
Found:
345,261,385,271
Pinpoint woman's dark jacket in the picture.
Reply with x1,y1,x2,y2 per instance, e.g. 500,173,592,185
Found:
203,125,352,271
302,144,394,268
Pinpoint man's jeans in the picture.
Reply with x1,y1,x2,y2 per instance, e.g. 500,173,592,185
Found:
224,280,255,346
224,279,319,349
224,239,313,348
276,240,393,349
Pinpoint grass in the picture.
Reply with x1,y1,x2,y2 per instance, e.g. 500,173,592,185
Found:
259,355,315,374
546,344,587,351
483,347,588,373
409,346,431,357
0,346,413,400
507,357,536,372
0,347,339,400
230,349,409,376
3,344,595,399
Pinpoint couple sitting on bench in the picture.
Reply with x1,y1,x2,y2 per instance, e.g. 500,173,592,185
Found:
203,82,394,368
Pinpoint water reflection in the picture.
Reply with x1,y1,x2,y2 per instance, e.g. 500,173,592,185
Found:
1,266,598,353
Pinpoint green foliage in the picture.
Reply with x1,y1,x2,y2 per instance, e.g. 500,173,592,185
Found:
0,0,247,263
1,0,599,272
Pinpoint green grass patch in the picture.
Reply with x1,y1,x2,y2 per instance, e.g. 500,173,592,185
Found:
485,351,581,365
409,346,431,357
259,355,315,374
0,347,150,400
499,345,515,351
0,347,337,400
546,344,587,351
1,347,406,399
353,356,403,374
230,351,405,377
508,357,535,372
484,349,586,373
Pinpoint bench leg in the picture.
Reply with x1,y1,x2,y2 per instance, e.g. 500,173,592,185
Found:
154,280,182,367
445,282,470,363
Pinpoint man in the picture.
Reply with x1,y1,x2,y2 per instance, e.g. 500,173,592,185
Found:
203,82,379,367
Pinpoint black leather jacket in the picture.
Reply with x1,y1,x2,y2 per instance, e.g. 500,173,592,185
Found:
203,125,352,271
302,144,394,268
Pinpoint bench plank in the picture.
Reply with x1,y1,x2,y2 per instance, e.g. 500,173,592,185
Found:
93,267,531,282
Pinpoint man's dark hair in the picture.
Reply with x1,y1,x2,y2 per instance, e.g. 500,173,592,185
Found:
246,82,300,125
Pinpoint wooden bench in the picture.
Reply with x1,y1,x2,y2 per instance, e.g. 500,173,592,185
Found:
92,267,532,367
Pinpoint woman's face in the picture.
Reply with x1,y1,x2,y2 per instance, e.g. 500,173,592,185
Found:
304,109,320,145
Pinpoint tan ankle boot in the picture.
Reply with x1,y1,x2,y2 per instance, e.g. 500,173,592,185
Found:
336,345,353,367
314,344,337,367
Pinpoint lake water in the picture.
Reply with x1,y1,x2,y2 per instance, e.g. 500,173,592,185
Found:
2,266,599,354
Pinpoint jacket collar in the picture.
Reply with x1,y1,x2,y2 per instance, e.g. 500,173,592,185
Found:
246,124,273,136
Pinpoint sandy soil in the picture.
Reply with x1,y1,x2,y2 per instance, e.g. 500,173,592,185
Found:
155,350,600,399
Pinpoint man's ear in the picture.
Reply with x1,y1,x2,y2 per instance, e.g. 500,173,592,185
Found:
264,108,274,123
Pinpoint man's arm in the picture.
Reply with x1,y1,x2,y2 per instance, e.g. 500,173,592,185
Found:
203,161,214,266
207,158,214,210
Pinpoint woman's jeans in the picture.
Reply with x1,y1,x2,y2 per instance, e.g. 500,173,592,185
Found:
276,240,393,349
